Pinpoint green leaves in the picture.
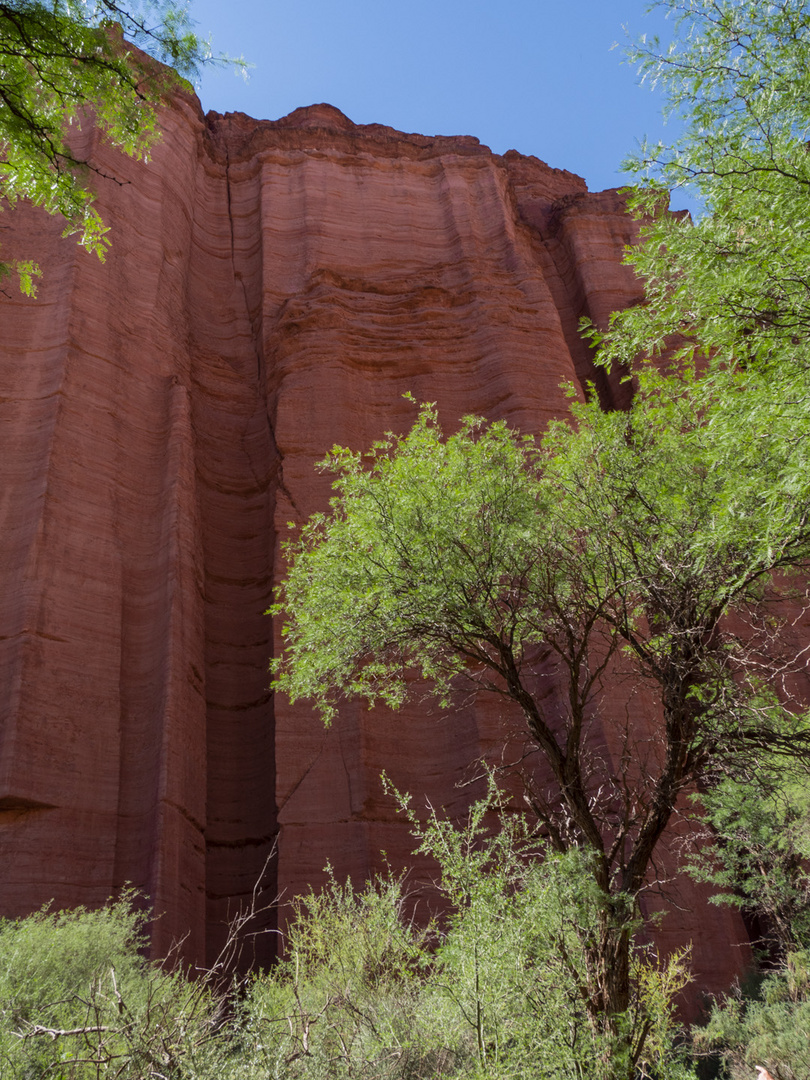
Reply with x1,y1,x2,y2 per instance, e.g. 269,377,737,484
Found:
0,896,229,1078
245,779,692,1080
0,1,243,291
270,402,546,722
599,1,810,392
695,947,810,1080
271,372,810,839
690,745,810,954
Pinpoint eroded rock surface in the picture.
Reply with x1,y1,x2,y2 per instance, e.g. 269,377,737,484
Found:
0,93,747,994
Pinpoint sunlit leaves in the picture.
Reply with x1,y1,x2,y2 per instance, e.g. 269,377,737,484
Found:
270,403,546,723
0,1,241,291
596,1,810,389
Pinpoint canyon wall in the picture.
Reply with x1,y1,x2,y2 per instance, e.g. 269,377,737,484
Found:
0,90,747,994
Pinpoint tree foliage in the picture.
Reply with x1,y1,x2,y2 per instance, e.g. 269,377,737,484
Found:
694,948,810,1080
582,3,810,1072
270,371,810,1069
595,0,810,383
0,1,238,292
689,762,810,957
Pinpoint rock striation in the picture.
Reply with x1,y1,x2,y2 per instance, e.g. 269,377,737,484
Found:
0,91,747,993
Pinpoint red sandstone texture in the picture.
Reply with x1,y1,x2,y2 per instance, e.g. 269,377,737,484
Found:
0,93,748,993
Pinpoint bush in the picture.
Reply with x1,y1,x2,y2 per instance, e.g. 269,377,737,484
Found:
695,950,810,1080
240,785,695,1080
241,871,461,1080
0,795,695,1080
0,896,228,1079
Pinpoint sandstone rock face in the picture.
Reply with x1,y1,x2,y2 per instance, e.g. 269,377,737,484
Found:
0,94,747,994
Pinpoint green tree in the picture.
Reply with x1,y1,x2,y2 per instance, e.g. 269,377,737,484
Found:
695,951,810,1080
0,1,238,293
686,765,810,1080
394,782,693,1080
270,373,810,1076
578,3,810,1075
685,736,810,1080
593,0,810,966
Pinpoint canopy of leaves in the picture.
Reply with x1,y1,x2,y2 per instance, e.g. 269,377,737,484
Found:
0,1,236,292
595,0,810,384
272,379,810,771
691,765,810,955
270,377,810,1024
578,4,810,1070
695,948,810,1080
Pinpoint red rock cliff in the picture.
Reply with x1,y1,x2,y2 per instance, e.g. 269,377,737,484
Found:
0,93,746,992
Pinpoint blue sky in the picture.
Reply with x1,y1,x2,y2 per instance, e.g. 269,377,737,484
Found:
188,1,691,211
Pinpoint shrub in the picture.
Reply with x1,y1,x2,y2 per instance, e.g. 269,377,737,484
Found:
0,896,228,1079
